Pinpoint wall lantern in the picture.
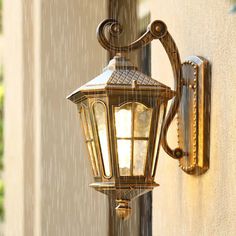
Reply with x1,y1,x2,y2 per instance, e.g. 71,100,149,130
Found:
67,19,210,219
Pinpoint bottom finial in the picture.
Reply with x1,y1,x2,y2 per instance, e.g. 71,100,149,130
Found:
115,200,131,220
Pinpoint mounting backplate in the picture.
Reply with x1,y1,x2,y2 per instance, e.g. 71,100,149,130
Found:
178,56,211,175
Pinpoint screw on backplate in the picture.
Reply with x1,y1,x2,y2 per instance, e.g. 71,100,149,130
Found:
174,148,184,158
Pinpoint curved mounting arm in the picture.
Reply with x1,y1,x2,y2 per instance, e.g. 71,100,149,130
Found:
97,19,167,52
159,32,184,159
97,19,184,159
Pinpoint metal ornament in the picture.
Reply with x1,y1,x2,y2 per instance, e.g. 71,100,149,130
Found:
67,19,211,219
178,56,210,174
97,19,184,159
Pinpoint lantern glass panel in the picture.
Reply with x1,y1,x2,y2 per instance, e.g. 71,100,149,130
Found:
115,102,152,176
133,140,148,175
80,107,100,176
115,103,132,137
152,103,165,176
134,103,152,137
93,102,111,177
117,140,132,176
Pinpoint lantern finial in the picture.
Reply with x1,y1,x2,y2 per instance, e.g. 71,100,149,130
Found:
115,200,131,220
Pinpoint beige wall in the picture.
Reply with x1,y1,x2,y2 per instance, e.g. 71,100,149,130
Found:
40,1,109,236
4,0,24,235
151,0,236,235
4,0,108,235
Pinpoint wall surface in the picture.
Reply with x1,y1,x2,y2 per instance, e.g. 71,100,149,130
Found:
4,0,109,235
39,1,108,235
4,0,24,235
151,0,236,236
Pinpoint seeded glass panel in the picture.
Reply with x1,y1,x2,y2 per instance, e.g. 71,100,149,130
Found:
80,107,99,176
94,102,111,177
115,103,132,138
133,140,148,175
152,104,165,176
134,103,152,137
117,140,131,176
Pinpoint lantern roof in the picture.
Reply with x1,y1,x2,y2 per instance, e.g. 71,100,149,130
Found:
67,55,175,103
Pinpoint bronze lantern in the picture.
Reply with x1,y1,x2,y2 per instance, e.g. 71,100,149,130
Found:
67,19,211,219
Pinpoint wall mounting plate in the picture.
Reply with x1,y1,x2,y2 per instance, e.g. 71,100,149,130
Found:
178,56,211,175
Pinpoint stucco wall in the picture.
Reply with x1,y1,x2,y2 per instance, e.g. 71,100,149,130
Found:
4,0,24,235
39,1,109,235
151,0,236,235
4,0,109,235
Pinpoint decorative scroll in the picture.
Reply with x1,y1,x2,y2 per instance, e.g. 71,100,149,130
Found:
96,19,167,52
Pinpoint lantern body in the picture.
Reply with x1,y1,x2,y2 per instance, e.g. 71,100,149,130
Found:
67,56,174,217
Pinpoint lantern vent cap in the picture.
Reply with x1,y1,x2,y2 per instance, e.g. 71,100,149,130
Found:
67,55,175,103
104,54,137,71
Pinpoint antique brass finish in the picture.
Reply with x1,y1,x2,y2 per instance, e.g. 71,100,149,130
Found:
115,200,131,220
68,55,170,219
178,56,210,174
67,19,211,219
97,19,184,159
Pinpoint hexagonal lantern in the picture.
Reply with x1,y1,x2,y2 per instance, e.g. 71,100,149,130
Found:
67,55,174,219
67,19,210,219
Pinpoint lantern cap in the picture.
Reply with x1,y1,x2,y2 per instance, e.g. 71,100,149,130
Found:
67,55,175,103
104,54,138,71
